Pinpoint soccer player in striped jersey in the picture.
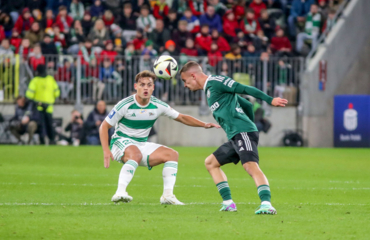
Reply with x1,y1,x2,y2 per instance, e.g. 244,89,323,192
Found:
180,61,288,214
99,70,220,205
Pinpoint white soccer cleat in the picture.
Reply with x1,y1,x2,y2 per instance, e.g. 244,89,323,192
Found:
111,193,133,204
160,195,185,205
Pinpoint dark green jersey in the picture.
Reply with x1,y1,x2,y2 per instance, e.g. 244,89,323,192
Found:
204,75,273,139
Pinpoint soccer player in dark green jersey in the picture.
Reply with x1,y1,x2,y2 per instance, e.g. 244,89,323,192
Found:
180,61,288,213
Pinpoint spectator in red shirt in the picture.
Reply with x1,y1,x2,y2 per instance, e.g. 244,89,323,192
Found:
100,41,117,64
29,44,45,71
270,28,292,57
132,29,147,51
55,59,73,102
53,25,67,49
240,9,261,37
233,0,245,22
222,10,239,40
249,0,267,19
10,31,22,52
55,6,73,34
180,38,198,66
0,26,5,43
153,0,169,20
18,38,31,60
188,0,208,16
102,10,114,27
42,10,55,33
14,8,34,34
207,42,223,67
211,29,230,53
78,39,96,66
195,24,212,54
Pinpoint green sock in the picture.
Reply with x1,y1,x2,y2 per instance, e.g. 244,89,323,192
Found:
216,181,232,201
257,185,271,202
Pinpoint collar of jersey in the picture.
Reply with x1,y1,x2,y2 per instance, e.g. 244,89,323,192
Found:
133,94,151,108
203,75,211,91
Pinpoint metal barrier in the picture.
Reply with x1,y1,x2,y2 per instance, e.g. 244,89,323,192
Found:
2,54,304,106
0,55,20,102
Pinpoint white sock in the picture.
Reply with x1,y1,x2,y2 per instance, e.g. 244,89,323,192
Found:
261,201,271,206
162,161,178,196
116,160,138,195
223,200,233,205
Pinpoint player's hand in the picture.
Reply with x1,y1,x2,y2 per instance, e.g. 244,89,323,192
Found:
204,123,221,129
104,151,114,168
271,97,288,107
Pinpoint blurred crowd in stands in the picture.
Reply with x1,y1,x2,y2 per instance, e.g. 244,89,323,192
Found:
0,0,341,60
0,0,344,145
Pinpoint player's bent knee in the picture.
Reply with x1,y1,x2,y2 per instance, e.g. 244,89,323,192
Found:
123,146,142,163
162,149,179,162
170,150,179,162
243,162,262,176
204,154,218,170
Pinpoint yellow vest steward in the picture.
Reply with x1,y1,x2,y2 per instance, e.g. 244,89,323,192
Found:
26,75,60,113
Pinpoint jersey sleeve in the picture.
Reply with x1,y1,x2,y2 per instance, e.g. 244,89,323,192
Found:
210,77,273,105
105,102,126,127
158,104,180,119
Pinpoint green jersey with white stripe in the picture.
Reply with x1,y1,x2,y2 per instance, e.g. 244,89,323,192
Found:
105,95,180,142
204,75,273,140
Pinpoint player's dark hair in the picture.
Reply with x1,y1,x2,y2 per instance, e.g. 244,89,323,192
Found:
179,61,201,74
135,70,156,83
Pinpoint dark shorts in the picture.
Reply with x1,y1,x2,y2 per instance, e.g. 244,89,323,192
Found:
213,132,259,166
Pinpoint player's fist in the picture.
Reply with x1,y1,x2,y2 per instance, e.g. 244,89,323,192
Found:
271,97,288,107
204,123,221,129
104,151,114,168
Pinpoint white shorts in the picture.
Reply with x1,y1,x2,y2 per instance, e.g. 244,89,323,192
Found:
110,137,163,170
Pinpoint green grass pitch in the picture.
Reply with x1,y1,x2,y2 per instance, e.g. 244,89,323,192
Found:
0,146,369,239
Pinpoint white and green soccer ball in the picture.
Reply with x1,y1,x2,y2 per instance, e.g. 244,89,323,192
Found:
153,55,178,80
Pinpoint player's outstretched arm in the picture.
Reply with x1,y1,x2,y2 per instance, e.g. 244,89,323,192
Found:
175,114,221,129
99,120,114,168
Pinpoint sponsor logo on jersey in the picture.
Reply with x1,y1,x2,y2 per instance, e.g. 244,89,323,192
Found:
108,110,116,119
210,102,220,112
207,89,211,98
131,113,136,117
140,109,146,114
236,107,244,113
239,147,245,151
238,140,243,146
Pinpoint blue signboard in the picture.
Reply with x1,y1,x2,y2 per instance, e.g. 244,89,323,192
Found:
334,95,370,147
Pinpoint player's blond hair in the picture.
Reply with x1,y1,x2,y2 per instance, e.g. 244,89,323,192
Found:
135,70,156,83
179,61,202,74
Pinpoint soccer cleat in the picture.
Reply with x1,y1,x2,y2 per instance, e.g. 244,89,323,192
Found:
160,195,185,205
255,204,277,215
111,193,133,204
219,202,237,212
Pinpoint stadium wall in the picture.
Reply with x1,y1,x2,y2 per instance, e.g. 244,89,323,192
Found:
301,0,370,147
0,104,296,147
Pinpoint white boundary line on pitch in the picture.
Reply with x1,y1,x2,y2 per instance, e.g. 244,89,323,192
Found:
0,202,368,206
1,182,370,190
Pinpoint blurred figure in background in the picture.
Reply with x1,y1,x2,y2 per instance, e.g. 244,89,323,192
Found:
9,96,40,145
85,100,108,145
55,59,73,103
57,110,85,146
26,64,60,145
